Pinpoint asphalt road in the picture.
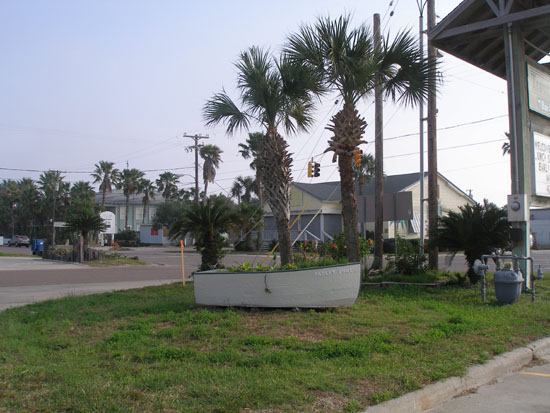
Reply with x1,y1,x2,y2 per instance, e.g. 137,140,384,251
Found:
0,245,264,311
3,244,550,312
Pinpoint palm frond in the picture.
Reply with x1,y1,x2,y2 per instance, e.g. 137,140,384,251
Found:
203,91,250,135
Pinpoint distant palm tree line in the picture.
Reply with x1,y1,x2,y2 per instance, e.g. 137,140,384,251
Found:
0,154,260,236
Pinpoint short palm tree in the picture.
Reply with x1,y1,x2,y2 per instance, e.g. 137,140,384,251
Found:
199,144,223,204
169,197,236,271
203,46,323,265
156,172,180,201
286,15,432,262
139,179,156,223
65,204,106,245
92,161,120,210
117,168,144,229
436,200,510,284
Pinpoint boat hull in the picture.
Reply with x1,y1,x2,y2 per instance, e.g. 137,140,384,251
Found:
193,262,361,308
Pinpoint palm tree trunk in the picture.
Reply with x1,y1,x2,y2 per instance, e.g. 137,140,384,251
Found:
338,153,360,262
101,189,106,211
203,182,208,206
143,201,148,224
125,196,130,230
256,170,263,251
260,129,293,265
202,231,218,270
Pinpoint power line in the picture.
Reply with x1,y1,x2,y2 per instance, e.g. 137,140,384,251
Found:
384,137,506,159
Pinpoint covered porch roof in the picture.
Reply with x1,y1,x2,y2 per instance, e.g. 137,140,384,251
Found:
429,0,550,79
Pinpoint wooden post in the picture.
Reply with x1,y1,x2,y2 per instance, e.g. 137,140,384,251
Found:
373,13,384,269
180,240,185,286
427,0,439,270
504,22,531,286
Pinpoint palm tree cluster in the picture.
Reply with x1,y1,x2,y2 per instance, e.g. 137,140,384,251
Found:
203,14,433,265
0,172,95,239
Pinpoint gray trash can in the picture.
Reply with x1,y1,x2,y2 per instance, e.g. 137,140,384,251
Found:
494,268,523,303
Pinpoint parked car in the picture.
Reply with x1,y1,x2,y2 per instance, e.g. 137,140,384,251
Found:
8,235,30,247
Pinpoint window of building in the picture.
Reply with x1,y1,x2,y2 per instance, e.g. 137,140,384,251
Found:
135,207,143,222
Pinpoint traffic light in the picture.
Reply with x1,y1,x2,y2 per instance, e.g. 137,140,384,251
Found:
307,162,313,177
353,149,362,166
313,162,320,177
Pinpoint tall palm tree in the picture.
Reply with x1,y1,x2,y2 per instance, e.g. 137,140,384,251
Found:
156,172,180,201
39,170,67,243
92,161,120,211
139,179,156,224
286,15,432,262
354,153,376,196
117,168,144,229
70,181,96,203
238,132,265,248
203,46,323,265
237,176,256,203
199,144,223,204
0,180,20,236
169,197,236,271
236,202,263,251
16,178,40,237
230,180,243,205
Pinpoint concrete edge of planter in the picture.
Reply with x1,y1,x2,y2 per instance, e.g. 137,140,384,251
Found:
362,338,550,413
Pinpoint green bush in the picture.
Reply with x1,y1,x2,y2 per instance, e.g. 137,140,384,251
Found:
114,230,139,247
386,237,427,275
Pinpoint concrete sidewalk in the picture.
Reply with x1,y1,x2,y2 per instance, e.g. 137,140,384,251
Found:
364,338,550,412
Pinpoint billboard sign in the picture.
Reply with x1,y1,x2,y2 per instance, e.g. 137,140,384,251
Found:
532,132,550,197
527,64,550,119
100,211,116,234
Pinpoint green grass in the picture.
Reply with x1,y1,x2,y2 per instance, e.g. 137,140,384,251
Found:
1,278,549,412
84,257,150,267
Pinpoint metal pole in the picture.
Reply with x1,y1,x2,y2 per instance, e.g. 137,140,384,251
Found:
51,172,59,246
419,9,425,256
373,13,384,269
194,136,199,204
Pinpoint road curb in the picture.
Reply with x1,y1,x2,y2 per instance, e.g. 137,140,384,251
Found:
362,338,550,413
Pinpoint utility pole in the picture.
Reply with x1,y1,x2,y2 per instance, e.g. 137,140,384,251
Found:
51,171,59,246
417,0,427,256
427,0,438,269
373,13,384,269
183,133,209,204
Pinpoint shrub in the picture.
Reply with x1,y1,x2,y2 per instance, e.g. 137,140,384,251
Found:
114,230,139,247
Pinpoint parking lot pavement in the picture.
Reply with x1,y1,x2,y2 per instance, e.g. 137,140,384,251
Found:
0,245,33,255
427,362,550,413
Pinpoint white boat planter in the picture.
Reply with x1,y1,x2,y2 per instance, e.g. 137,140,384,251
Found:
193,262,361,308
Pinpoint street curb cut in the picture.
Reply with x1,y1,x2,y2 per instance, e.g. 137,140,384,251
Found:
362,337,550,413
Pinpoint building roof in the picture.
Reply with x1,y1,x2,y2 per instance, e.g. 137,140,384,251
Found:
94,189,165,206
429,0,550,79
293,172,437,202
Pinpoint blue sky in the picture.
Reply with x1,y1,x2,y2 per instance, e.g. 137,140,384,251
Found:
0,1,512,205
